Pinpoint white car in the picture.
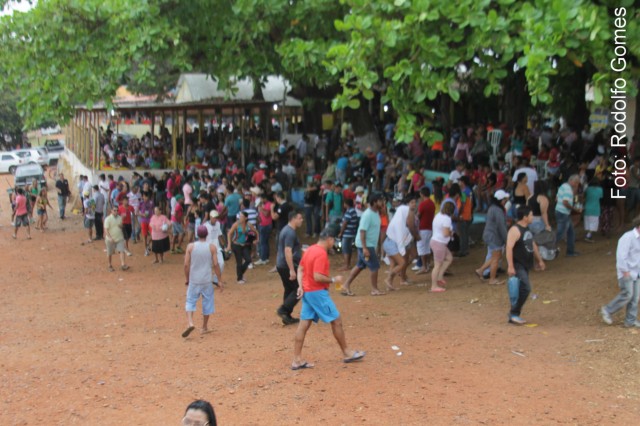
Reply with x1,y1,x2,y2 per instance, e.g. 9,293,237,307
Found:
0,151,25,174
14,148,50,167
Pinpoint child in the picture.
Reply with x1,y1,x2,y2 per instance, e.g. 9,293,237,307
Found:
584,179,603,243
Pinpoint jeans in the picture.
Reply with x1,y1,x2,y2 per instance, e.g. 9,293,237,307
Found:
94,212,104,239
555,211,576,255
304,204,321,236
57,195,67,219
529,217,545,235
232,243,251,280
604,276,640,326
277,266,300,317
258,224,272,261
458,219,471,255
510,264,532,317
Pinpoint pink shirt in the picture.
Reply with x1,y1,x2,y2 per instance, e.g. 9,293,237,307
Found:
149,214,170,240
259,201,273,226
15,194,28,216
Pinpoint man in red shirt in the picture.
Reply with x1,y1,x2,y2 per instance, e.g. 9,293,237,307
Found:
415,187,435,274
291,225,366,370
12,188,31,240
118,196,135,256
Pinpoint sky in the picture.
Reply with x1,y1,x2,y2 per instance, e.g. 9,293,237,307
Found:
0,0,35,16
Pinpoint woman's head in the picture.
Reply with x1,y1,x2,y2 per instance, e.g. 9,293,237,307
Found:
182,400,216,426
516,172,528,185
533,180,548,197
239,211,249,222
441,201,455,216
154,206,161,216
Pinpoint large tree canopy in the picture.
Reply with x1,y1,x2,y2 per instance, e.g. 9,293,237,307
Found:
0,0,638,139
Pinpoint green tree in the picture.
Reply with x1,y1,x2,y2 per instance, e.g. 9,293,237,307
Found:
0,90,24,140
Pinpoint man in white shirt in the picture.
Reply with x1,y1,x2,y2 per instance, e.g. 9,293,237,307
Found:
98,174,111,215
601,217,640,328
205,210,225,286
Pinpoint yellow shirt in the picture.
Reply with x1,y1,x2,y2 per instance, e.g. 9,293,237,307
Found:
104,214,124,242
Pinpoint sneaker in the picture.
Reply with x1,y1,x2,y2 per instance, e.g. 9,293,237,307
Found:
624,320,640,328
125,250,133,257
411,265,421,271
144,249,150,256
176,247,184,254
254,259,266,266
600,307,613,325
382,256,390,266
248,263,254,270
508,315,526,325
237,279,246,284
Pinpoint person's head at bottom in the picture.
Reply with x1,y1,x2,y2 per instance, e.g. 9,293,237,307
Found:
182,400,216,426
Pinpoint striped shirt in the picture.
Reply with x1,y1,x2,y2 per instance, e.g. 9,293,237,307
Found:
341,207,360,238
555,183,574,215
237,208,258,227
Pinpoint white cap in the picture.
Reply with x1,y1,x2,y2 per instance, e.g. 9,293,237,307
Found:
355,186,364,193
494,189,510,201
210,210,219,218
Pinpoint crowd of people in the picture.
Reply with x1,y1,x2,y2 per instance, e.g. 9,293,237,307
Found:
7,119,640,423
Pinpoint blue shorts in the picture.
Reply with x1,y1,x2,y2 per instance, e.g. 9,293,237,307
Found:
185,282,214,315
382,237,400,256
342,236,355,255
356,247,380,271
300,289,340,323
172,222,184,235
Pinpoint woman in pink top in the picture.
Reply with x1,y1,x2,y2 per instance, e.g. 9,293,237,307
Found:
13,188,32,240
149,206,171,264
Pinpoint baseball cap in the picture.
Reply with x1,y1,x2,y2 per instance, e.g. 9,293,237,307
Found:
494,189,510,201
355,186,364,193
196,225,208,238
210,210,219,218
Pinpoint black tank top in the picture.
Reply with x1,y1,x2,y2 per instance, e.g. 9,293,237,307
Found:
528,195,542,216
513,224,534,270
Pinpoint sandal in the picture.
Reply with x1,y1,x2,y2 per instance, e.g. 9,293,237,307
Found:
120,265,130,271
370,289,387,296
108,266,115,272
340,290,355,296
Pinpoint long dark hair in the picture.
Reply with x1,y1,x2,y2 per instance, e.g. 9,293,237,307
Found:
184,400,217,426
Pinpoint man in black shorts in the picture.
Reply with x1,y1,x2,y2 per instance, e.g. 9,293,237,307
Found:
276,210,304,325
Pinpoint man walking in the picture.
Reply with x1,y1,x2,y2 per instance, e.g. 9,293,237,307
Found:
104,206,129,272
276,210,304,325
182,225,224,337
93,184,105,240
204,210,226,288
506,206,545,325
555,174,581,257
12,188,31,240
83,189,96,243
55,173,70,220
291,226,365,370
600,216,640,328
416,187,436,274
341,192,386,296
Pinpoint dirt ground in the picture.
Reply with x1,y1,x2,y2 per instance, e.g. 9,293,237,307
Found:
1,176,639,425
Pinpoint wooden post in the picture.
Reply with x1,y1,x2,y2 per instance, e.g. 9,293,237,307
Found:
182,109,187,168
172,110,178,169
241,110,245,169
198,109,203,146
150,110,155,142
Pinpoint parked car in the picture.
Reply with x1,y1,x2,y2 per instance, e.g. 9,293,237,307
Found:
0,151,25,174
14,163,47,189
44,139,65,163
14,148,50,167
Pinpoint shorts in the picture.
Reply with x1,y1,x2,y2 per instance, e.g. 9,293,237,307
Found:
15,214,29,227
106,239,125,256
172,222,184,235
429,240,452,263
187,222,195,233
37,209,46,216
341,236,355,255
417,230,433,256
584,215,599,232
355,247,380,271
185,282,214,315
300,289,340,323
140,222,150,237
84,218,95,229
122,223,133,240
382,237,400,256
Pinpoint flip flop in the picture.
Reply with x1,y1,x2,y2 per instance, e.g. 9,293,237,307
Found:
430,287,446,293
181,326,195,338
340,290,355,296
489,280,505,285
343,350,366,363
370,289,387,296
475,270,486,281
290,361,314,371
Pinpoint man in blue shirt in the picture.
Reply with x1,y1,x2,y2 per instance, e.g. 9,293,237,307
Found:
340,193,386,296
601,217,640,328
224,185,242,231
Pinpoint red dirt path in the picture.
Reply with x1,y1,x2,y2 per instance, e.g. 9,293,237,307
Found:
1,178,639,425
